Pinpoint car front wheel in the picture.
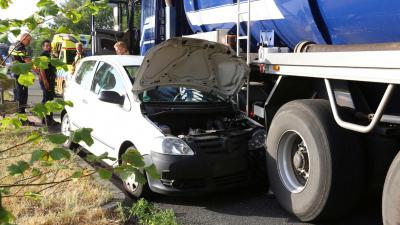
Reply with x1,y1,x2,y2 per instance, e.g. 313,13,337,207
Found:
61,112,75,149
120,146,151,198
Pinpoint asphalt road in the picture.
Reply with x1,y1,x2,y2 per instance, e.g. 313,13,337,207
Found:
27,81,383,225
125,186,382,225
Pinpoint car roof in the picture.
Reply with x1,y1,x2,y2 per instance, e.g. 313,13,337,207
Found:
81,55,144,66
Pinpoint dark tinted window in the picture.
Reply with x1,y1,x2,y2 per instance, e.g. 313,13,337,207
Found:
124,66,139,82
66,50,76,64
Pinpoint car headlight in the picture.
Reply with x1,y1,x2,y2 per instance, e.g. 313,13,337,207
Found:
152,137,194,155
248,129,266,150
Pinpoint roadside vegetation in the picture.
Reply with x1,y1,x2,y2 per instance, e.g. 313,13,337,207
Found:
0,127,119,225
0,1,176,224
117,199,179,225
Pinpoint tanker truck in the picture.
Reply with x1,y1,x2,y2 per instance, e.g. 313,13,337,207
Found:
107,0,400,223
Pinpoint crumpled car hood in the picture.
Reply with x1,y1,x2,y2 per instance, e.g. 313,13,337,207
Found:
132,37,249,98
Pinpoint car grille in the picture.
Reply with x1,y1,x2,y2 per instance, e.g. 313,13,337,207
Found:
213,171,248,187
189,130,250,154
161,178,206,189
161,171,248,189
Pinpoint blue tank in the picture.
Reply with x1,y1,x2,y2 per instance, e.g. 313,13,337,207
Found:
183,0,400,49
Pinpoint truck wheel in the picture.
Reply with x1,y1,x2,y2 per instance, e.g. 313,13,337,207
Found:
266,99,365,221
120,146,151,198
383,151,400,225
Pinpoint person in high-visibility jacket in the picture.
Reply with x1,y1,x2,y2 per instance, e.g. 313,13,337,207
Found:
9,33,32,115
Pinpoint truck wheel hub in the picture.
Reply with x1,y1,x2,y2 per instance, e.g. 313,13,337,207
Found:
278,130,310,193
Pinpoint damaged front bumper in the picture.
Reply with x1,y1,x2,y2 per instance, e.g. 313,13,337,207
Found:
147,129,266,195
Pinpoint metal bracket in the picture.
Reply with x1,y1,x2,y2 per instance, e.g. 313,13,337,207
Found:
325,79,395,133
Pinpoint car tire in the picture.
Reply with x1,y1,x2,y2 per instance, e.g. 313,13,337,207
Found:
61,112,76,149
382,151,400,225
266,99,365,221
120,146,151,198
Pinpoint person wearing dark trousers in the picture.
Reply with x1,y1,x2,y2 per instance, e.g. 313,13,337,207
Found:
39,40,57,126
9,33,32,115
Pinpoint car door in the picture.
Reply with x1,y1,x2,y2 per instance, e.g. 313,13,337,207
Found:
66,60,97,131
85,61,132,160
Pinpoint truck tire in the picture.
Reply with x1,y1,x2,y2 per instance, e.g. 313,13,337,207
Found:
382,151,400,225
266,99,365,221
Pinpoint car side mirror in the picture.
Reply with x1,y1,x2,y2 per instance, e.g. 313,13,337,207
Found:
99,91,125,105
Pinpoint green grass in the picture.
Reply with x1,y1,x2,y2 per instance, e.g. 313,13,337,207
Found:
117,198,179,225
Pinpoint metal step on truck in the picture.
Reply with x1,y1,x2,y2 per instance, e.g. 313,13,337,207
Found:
100,0,400,223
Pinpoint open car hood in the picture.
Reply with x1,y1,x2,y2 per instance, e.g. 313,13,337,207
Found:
132,37,249,98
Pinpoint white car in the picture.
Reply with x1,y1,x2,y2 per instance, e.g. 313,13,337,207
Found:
61,38,266,197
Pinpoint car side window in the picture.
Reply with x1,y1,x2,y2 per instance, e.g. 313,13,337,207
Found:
91,62,126,96
75,60,96,89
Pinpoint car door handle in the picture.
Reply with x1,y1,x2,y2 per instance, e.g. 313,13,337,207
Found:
82,99,88,104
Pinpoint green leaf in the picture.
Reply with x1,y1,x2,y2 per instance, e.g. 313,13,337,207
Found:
9,19,23,28
0,66,7,74
0,117,24,129
24,191,42,200
30,149,47,164
97,152,116,161
72,128,93,146
71,170,82,181
17,72,35,87
36,0,53,7
16,113,27,121
47,133,68,144
50,59,68,71
54,99,73,107
31,103,48,119
31,168,42,176
33,56,49,69
49,147,71,160
11,62,33,75
114,167,131,180
144,164,160,180
65,9,82,23
10,28,20,37
37,27,53,37
82,2,101,16
85,154,97,163
27,131,42,144
45,100,64,114
40,161,53,167
0,0,12,9
0,117,12,129
8,161,30,176
0,205,15,224
98,168,112,180
38,3,59,17
56,26,71,34
0,24,9,33
23,16,38,31
10,117,22,128
122,149,145,167
85,152,116,163
133,168,147,184
0,188,10,195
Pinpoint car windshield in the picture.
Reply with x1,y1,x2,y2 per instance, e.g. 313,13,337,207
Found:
124,66,140,82
139,87,226,103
